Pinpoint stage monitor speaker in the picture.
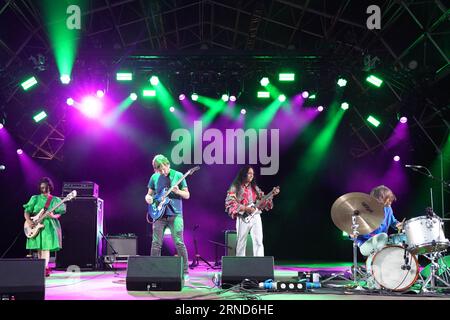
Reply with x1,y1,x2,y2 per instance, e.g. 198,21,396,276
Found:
0,259,45,300
56,197,104,270
221,256,274,288
224,230,253,256
126,256,183,291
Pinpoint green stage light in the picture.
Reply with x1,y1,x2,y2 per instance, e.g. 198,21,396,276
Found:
341,102,349,110
278,94,286,102
191,93,199,101
150,76,159,86
279,73,295,81
116,72,133,81
21,76,38,90
367,115,381,127
260,77,270,87
366,75,383,87
221,94,229,102
130,93,138,101
337,78,347,87
257,91,270,98
309,94,316,99
143,89,156,97
60,74,71,84
33,111,47,123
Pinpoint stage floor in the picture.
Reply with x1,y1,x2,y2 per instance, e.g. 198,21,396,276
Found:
45,262,450,300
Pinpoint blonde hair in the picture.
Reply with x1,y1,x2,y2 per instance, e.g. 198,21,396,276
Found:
152,154,170,170
370,185,396,203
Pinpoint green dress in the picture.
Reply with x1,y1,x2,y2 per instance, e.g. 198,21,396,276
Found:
23,194,66,251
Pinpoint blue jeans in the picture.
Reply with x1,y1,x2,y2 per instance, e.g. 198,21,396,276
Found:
150,215,189,274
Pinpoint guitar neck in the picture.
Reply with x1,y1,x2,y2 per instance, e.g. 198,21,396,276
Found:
164,173,189,197
36,201,64,224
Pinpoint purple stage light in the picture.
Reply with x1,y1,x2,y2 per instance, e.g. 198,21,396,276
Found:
393,155,400,162
17,149,23,155
400,116,408,123
229,95,237,102
179,94,186,101
240,108,247,115
317,106,324,112
96,90,105,98
0,123,3,130
81,96,103,119
66,98,74,106
302,91,309,98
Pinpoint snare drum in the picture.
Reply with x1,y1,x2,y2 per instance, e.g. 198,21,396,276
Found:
366,245,419,291
404,216,450,255
387,233,407,246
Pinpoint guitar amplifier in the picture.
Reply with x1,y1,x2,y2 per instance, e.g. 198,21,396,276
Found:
63,181,99,198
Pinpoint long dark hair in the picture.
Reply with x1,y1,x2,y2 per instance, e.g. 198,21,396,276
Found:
231,165,257,193
39,177,54,193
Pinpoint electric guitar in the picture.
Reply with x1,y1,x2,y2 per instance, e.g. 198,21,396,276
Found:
147,166,200,222
24,190,77,239
240,186,280,223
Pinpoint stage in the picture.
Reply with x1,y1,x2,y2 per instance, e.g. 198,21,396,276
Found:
44,262,450,300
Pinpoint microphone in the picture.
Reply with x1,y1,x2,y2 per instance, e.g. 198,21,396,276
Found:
405,165,423,168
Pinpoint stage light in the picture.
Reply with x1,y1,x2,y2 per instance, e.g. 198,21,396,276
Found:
0,124,3,130
309,94,316,99
260,77,270,86
81,96,102,119
150,76,159,86
179,94,186,101
0,165,5,170
17,149,23,155
278,94,286,102
191,93,199,101
367,115,381,127
60,74,71,84
301,91,309,98
366,75,383,87
257,91,270,98
317,106,324,112
33,111,47,123
341,102,349,110
143,89,156,97
130,93,138,101
116,72,132,81
96,90,105,98
393,155,400,162
279,73,295,81
400,116,408,123
221,94,229,102
337,78,348,87
21,76,38,90
169,106,175,113
229,95,237,102
66,98,74,106
240,108,247,115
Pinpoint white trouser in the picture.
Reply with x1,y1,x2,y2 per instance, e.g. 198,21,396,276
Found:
236,214,264,256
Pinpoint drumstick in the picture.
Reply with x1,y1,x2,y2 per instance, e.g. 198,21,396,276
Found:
398,218,406,233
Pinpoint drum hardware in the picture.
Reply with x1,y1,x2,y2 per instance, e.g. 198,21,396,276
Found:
420,251,450,293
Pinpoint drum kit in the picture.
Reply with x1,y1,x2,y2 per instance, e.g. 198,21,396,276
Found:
331,192,450,293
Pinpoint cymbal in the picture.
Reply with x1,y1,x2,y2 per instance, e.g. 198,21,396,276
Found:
331,192,385,235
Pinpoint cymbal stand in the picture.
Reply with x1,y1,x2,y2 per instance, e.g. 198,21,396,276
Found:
421,251,450,293
350,214,366,289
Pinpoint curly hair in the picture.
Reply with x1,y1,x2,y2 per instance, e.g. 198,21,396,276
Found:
39,177,54,193
230,165,257,193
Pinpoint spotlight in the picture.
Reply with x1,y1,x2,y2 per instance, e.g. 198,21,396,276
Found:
260,77,270,87
366,75,383,87
367,115,381,127
130,93,138,101
393,155,400,162
191,93,199,101
257,91,270,98
278,94,286,102
116,72,132,81
341,102,349,110
240,108,247,115
337,78,348,87
0,123,3,130
66,98,74,106
21,76,38,91
33,111,47,123
60,74,71,84
229,95,237,102
96,90,105,98
179,94,186,101
301,91,309,99
143,89,156,97
317,106,324,112
80,96,102,119
169,106,175,113
221,94,229,102
0,165,5,171
17,149,23,155
400,116,408,124
150,76,159,86
279,73,295,81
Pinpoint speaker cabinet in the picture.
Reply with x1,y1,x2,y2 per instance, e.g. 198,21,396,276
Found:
126,256,183,291
56,197,104,269
224,230,253,256
221,256,274,288
0,259,45,300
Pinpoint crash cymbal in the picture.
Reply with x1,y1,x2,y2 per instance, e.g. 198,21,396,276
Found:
331,192,385,235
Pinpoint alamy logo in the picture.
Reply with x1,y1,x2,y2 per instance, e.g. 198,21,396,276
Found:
366,5,381,30
170,121,280,175
66,5,81,30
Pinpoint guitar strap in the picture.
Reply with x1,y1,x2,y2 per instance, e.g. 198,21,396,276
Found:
44,194,53,211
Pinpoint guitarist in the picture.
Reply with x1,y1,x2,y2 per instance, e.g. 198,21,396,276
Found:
145,154,190,279
23,177,66,277
225,166,279,257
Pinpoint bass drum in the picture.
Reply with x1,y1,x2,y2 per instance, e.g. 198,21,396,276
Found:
366,245,419,291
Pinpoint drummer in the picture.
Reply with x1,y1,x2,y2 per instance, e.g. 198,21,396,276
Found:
351,185,404,247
